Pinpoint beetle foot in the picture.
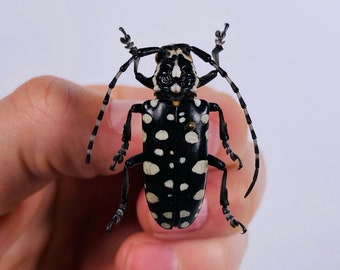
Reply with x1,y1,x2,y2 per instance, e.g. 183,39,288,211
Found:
224,145,243,170
229,152,243,170
110,153,124,170
106,209,124,232
222,207,247,234
110,144,129,170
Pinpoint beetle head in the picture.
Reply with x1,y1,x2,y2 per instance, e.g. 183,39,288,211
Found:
152,44,199,97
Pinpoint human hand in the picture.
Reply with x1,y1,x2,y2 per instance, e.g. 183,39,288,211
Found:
0,76,265,269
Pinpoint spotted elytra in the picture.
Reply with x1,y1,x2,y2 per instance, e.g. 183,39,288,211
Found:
86,23,259,234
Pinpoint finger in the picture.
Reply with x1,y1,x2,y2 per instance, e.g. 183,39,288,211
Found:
0,76,123,214
114,231,248,270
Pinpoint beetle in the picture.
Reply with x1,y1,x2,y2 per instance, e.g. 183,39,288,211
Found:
85,23,259,234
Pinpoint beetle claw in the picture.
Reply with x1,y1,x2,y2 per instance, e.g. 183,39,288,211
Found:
110,145,128,170
222,207,247,234
225,149,243,170
106,209,124,232
230,152,243,170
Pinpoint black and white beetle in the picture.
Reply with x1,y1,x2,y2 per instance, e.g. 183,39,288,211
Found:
86,24,259,234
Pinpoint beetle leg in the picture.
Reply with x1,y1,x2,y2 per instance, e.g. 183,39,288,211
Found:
223,142,243,170
133,47,160,89
209,103,243,169
110,142,129,170
197,70,218,88
106,153,144,232
190,46,218,88
109,104,143,170
208,154,247,234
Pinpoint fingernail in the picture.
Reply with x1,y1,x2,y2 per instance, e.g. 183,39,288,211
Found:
189,198,209,229
127,243,179,270
207,120,220,155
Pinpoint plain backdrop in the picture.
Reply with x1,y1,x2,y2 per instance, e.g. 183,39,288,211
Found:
1,1,339,269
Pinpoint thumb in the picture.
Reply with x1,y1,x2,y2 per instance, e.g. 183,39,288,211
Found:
0,76,121,214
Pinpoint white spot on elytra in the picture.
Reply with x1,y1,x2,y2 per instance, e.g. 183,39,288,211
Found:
180,222,190,228
179,157,186,164
205,130,209,140
180,183,189,191
142,114,152,124
179,112,185,116
180,210,191,218
150,99,159,107
146,192,159,203
154,148,164,156
193,189,205,200
185,131,199,144
179,117,186,123
155,130,169,140
143,161,160,175
164,180,174,189
169,163,174,169
167,114,175,121
201,114,209,124
151,212,158,219
163,212,173,219
192,160,208,174
142,130,147,142
170,150,174,155
161,223,171,229
194,98,201,107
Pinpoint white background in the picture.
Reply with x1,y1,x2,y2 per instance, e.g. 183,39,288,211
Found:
1,1,339,269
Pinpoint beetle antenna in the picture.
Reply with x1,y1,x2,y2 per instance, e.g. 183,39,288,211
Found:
85,55,136,163
119,27,138,55
222,74,259,198
191,37,260,198
212,23,229,65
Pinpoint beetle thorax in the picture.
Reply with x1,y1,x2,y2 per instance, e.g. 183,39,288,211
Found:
152,45,199,99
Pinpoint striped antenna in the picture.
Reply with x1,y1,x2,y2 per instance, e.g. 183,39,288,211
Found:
217,66,260,198
85,56,135,164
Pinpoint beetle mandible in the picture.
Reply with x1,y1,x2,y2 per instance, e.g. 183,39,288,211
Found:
86,23,259,234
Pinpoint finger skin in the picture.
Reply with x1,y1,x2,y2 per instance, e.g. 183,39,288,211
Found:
114,232,248,270
0,76,265,269
0,76,97,214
